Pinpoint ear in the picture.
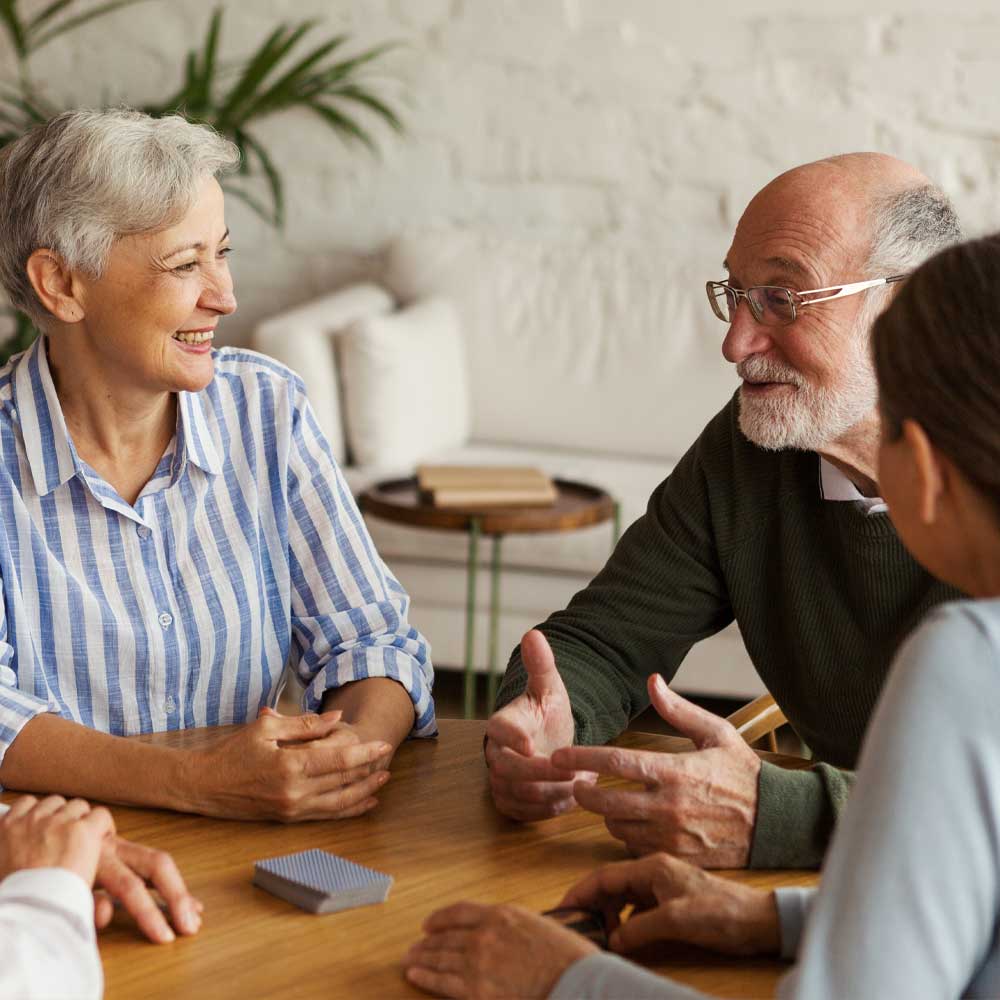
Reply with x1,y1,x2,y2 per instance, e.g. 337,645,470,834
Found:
25,249,85,325
901,419,945,525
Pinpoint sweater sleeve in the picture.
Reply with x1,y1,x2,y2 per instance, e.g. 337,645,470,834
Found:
777,600,1000,999
551,953,708,1000
749,762,854,869
494,408,735,743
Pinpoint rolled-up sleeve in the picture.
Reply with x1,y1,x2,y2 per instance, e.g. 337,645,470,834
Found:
0,587,55,768
285,395,436,737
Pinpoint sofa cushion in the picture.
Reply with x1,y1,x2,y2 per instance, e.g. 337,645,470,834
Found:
339,298,471,468
381,227,737,462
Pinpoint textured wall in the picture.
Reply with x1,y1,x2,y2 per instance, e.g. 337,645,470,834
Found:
4,0,1000,345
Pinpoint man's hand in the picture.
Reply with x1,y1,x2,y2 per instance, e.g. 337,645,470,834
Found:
551,675,761,867
189,707,392,821
404,901,596,999
485,630,594,821
559,852,780,956
0,795,113,885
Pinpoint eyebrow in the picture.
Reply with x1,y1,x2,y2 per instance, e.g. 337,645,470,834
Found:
722,255,810,279
162,228,230,260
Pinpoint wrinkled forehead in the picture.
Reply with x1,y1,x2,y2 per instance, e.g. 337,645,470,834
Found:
724,169,873,288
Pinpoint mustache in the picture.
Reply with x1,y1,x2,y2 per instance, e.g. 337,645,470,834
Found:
737,355,805,387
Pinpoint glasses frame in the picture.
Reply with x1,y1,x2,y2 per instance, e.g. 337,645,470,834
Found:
706,274,908,326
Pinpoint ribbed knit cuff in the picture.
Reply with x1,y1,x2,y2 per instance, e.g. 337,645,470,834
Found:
749,762,830,869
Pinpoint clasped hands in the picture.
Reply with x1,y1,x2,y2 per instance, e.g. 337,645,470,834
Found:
189,705,394,822
486,630,762,868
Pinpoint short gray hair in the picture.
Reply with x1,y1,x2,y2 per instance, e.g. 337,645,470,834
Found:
0,107,240,324
857,184,963,336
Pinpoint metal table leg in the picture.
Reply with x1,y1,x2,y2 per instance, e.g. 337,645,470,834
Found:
487,534,504,712
463,518,481,719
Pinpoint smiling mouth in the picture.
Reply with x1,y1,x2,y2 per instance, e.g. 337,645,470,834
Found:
172,330,214,345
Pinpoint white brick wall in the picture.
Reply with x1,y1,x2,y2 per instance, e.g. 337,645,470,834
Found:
4,0,1000,344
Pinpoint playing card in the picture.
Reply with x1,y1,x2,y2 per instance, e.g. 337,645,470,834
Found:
253,849,393,914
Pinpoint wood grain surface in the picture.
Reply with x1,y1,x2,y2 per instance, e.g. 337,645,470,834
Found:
2,720,817,999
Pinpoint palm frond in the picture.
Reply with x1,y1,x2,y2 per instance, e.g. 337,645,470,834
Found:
220,180,279,227
328,83,404,133
27,0,75,32
305,100,376,152
237,128,284,227
31,0,151,50
0,0,28,57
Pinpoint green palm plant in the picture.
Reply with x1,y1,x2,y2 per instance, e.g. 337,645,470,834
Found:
0,0,405,360
144,7,403,227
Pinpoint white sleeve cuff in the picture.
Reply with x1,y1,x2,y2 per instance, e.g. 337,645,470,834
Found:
774,885,819,960
0,867,95,934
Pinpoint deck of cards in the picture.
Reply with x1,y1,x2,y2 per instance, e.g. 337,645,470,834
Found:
253,849,393,914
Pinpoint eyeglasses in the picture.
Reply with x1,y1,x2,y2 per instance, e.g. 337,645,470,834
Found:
706,274,907,327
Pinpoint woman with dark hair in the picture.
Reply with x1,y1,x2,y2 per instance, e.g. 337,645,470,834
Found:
405,234,1000,999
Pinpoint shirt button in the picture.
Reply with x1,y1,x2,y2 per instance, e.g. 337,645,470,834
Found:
137,525,151,540
164,695,177,713
158,612,173,629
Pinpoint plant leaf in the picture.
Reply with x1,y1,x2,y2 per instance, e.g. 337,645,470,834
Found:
239,129,284,228
216,21,315,131
305,100,376,152
0,0,27,57
32,0,152,50
328,83,404,133
220,180,279,227
27,0,75,32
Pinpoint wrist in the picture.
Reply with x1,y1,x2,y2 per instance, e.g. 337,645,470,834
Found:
742,888,781,955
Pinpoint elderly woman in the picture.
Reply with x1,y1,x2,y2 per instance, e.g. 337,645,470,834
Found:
405,234,1000,998
0,110,435,828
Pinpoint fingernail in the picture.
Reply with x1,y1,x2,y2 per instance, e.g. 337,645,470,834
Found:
159,926,176,944
378,772,390,786
184,903,201,933
378,742,392,754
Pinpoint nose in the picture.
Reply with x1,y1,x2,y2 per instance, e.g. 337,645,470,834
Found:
200,261,237,316
721,299,774,365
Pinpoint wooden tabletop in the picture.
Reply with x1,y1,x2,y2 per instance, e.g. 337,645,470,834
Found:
2,721,817,999
359,477,616,535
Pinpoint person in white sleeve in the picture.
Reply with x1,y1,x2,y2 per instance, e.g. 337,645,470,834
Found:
403,235,1000,997
0,795,200,999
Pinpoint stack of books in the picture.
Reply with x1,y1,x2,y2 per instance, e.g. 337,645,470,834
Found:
417,465,557,508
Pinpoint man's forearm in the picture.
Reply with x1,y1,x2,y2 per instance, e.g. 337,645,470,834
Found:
0,713,199,811
321,677,415,748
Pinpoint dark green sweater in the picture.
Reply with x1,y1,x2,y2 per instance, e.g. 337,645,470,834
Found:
495,394,961,869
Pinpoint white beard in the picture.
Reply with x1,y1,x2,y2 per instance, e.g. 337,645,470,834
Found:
736,340,878,452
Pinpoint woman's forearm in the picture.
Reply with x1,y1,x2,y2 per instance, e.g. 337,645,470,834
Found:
0,713,199,811
321,677,416,748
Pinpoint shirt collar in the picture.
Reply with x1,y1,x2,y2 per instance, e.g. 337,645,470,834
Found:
818,457,888,515
13,336,222,497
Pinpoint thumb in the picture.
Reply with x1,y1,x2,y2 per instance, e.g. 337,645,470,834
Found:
520,630,565,700
648,674,732,750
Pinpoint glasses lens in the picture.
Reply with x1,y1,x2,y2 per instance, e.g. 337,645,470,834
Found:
749,287,796,325
707,283,735,322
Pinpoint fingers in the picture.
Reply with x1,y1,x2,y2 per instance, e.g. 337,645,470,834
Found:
552,745,661,784
613,904,680,953
27,795,68,821
489,747,578,783
97,849,176,944
294,769,390,821
648,674,734,750
93,890,115,929
572,782,651,820
296,737,393,780
405,964,468,999
423,901,488,932
5,794,39,820
55,798,95,824
489,775,578,821
559,857,662,912
485,712,535,759
258,709,344,744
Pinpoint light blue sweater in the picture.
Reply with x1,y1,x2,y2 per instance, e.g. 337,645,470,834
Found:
553,599,1000,999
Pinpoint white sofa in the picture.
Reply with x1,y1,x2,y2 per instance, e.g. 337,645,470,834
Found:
253,227,763,700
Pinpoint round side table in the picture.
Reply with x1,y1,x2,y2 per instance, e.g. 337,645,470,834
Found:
359,477,620,717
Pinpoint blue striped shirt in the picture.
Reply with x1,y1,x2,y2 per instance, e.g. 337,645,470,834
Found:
0,337,436,763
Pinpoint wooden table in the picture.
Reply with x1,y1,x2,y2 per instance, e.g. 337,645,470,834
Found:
359,478,619,717
3,721,817,998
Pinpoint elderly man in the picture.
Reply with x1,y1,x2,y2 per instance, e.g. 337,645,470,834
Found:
485,153,963,870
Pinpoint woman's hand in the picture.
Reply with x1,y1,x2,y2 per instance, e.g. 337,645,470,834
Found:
560,852,781,957
404,901,597,999
186,707,393,821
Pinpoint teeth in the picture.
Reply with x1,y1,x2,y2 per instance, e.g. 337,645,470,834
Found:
173,331,213,345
